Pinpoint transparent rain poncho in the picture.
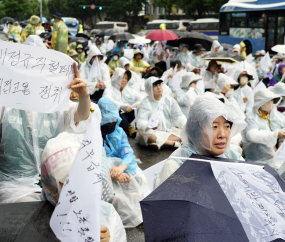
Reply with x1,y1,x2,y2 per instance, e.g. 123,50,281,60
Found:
103,68,143,111
154,94,246,187
24,35,47,48
40,132,126,241
243,88,280,164
176,44,190,67
174,72,203,118
79,45,111,95
136,77,186,148
98,97,150,227
233,69,254,114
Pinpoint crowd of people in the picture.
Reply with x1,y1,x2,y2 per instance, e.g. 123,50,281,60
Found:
2,12,285,241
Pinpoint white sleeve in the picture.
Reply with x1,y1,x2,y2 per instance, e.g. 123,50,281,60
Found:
102,87,122,110
102,65,111,88
246,129,278,148
86,82,99,95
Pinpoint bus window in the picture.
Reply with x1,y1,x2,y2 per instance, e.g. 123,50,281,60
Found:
231,12,247,27
166,22,179,29
199,23,208,30
277,17,285,44
219,12,230,35
191,23,199,30
248,12,265,28
65,21,77,28
182,22,190,27
116,23,127,27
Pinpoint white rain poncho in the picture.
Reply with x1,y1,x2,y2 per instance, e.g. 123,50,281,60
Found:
0,38,101,203
188,51,205,68
79,45,111,95
40,132,126,241
100,36,110,55
176,44,190,67
202,69,219,89
24,35,47,48
174,72,202,117
214,73,245,119
119,57,142,90
268,83,285,134
210,40,222,53
233,69,254,114
154,94,246,187
243,88,280,164
103,68,143,111
136,77,187,148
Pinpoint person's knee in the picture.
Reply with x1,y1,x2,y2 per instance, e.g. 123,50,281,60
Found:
148,134,157,143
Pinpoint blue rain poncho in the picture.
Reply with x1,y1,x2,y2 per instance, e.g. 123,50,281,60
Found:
136,77,186,148
79,45,111,95
112,41,128,56
98,97,137,174
243,88,280,164
154,94,246,187
103,68,143,111
188,52,205,68
174,72,202,117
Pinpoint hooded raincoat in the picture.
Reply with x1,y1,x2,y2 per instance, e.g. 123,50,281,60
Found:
76,44,86,64
176,44,190,67
79,45,111,95
188,51,205,68
103,68,143,111
154,94,246,187
174,72,202,117
136,77,187,148
240,41,247,58
112,41,128,56
243,88,280,164
100,36,110,55
51,20,68,54
202,68,219,89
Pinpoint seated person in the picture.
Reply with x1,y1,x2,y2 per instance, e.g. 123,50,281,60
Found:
232,44,241,54
40,132,126,242
154,94,246,187
174,72,203,118
76,44,86,64
176,44,190,68
136,77,187,151
130,50,150,77
271,62,285,84
202,60,219,92
253,50,271,81
69,49,79,66
188,44,206,70
103,68,143,137
108,51,121,74
233,70,254,115
79,45,111,101
243,88,285,164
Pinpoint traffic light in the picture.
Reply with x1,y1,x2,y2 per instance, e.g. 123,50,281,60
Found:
99,6,102,10
83,6,86,9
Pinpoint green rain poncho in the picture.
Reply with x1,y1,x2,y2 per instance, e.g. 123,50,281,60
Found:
52,20,68,54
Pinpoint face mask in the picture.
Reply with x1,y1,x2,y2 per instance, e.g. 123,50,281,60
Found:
225,89,234,98
239,76,248,85
261,101,273,112
101,122,116,135
113,56,118,61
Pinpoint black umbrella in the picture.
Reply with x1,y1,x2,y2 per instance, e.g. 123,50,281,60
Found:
68,36,89,49
97,29,119,37
221,43,233,51
39,32,52,41
109,33,135,42
76,33,91,40
167,32,213,50
90,29,101,37
141,154,285,242
200,51,245,64
0,31,8,41
1,17,14,24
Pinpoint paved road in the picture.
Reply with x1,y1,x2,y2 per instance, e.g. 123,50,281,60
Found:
0,137,174,242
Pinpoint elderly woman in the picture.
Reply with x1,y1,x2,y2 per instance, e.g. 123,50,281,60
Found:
154,94,247,187
202,60,220,92
243,88,285,165
130,50,150,77
79,45,111,101
103,68,143,137
136,77,187,150
174,72,203,118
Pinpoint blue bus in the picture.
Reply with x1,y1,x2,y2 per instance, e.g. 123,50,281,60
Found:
218,0,285,54
50,17,79,36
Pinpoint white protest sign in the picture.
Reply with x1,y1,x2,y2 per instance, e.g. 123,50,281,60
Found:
246,54,254,63
249,81,266,99
260,52,272,72
211,162,285,242
0,41,74,113
50,117,103,242
147,95,165,129
169,74,182,91
273,141,285,163
196,78,205,93
124,49,134,60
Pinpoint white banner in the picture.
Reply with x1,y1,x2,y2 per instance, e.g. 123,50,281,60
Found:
50,117,103,242
0,41,74,113
147,95,165,129
211,162,285,242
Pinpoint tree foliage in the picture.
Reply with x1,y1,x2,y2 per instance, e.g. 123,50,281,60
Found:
153,0,172,16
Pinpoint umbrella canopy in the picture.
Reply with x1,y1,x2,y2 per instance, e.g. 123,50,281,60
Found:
39,32,52,41
200,51,245,64
109,33,135,42
0,31,8,41
1,17,14,24
272,45,285,54
136,30,152,37
76,33,91,40
129,36,151,46
146,29,178,41
68,36,89,48
141,154,285,242
97,29,119,37
90,29,101,37
167,32,213,50
221,43,233,51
